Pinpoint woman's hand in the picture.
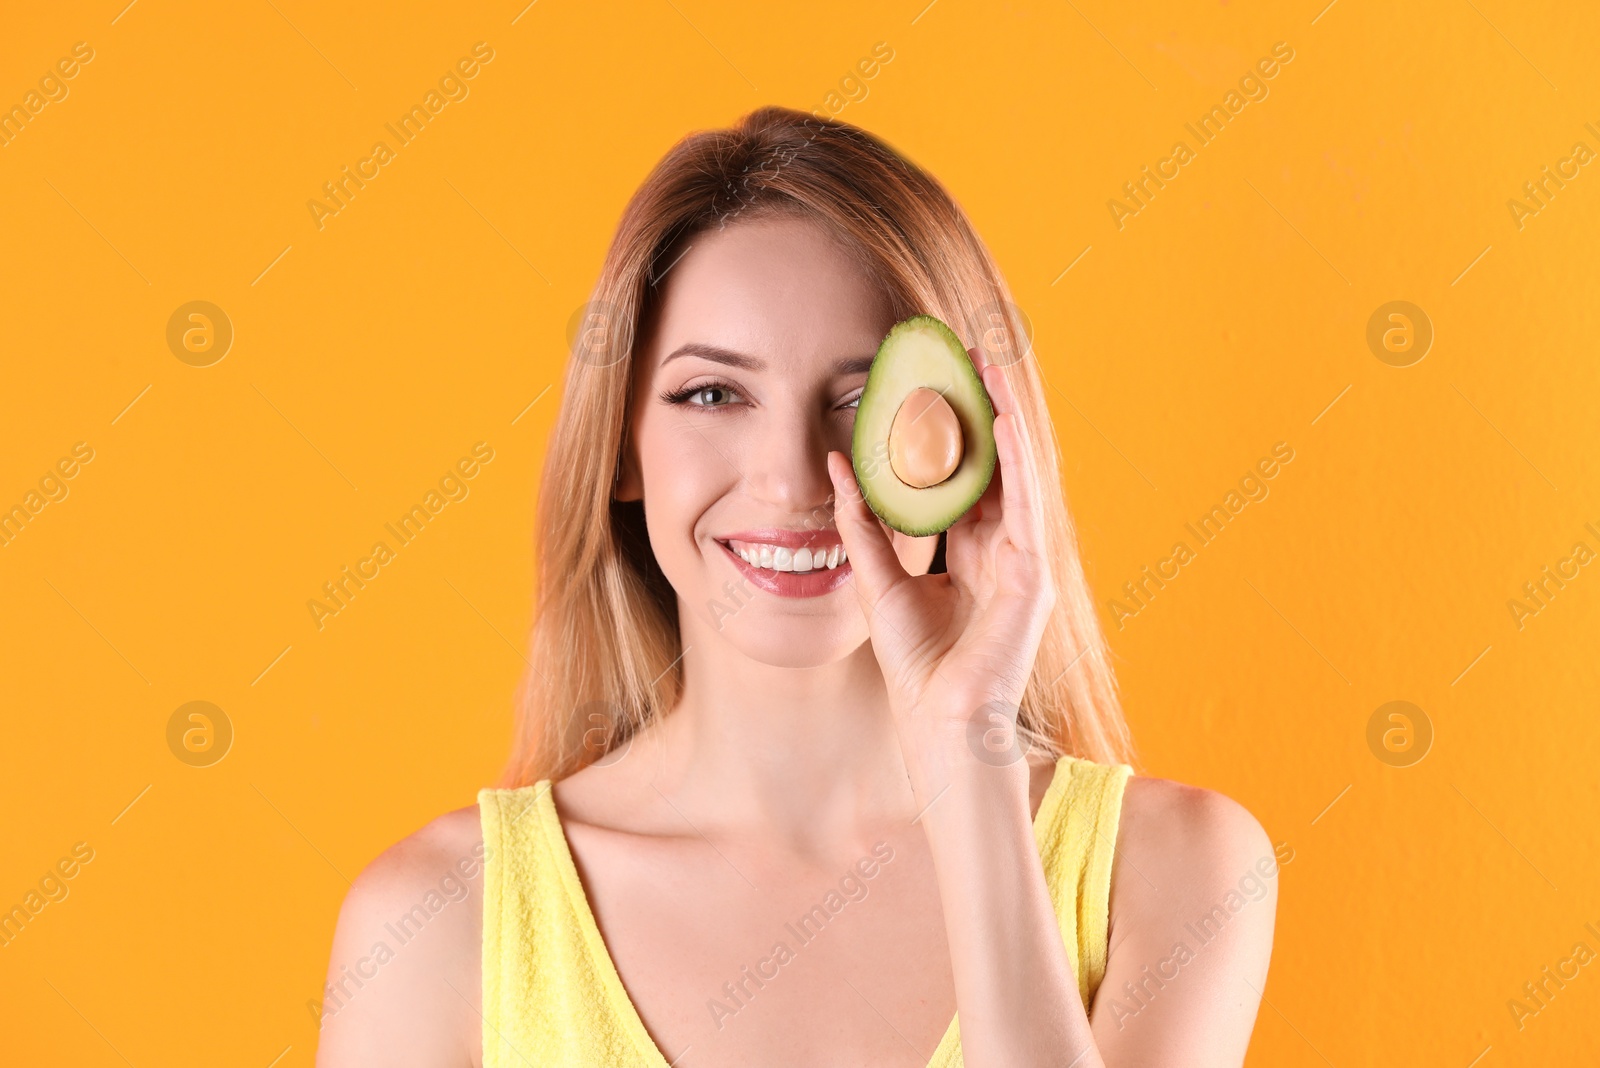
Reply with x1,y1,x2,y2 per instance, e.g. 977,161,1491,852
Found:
826,348,1058,794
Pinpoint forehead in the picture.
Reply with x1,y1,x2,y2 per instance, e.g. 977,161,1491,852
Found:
642,214,895,374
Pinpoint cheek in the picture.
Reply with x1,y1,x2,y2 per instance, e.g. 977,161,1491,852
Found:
636,412,736,560
891,530,940,576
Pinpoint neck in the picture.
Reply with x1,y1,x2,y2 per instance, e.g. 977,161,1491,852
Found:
635,619,919,851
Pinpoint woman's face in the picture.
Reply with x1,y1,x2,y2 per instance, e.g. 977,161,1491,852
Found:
616,214,939,669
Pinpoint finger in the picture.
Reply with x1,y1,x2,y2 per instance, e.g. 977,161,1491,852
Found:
983,365,1048,559
826,449,909,606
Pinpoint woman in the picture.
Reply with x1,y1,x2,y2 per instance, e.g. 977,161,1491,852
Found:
316,105,1277,1067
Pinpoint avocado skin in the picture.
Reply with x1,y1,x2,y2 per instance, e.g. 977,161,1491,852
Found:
850,314,996,537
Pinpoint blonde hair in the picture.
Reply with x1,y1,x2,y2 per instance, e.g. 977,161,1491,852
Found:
500,105,1133,787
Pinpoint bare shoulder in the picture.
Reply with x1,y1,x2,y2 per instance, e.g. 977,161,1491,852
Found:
1117,775,1277,890
314,805,485,1068
1090,774,1282,1061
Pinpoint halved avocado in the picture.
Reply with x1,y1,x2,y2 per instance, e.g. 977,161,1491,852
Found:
850,315,996,536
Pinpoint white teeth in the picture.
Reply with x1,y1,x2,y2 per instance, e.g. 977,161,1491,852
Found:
726,540,848,571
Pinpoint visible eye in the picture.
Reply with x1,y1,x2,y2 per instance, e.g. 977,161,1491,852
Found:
841,389,863,411
659,380,745,408
684,385,739,406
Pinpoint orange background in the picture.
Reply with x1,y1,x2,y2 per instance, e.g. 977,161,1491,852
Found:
2,1,1597,1064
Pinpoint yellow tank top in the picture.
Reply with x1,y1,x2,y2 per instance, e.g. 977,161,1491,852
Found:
478,754,1131,1067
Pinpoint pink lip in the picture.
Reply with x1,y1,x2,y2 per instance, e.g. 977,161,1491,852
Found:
715,537,853,599
718,528,843,550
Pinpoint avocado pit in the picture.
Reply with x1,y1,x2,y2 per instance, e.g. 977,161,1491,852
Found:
888,386,963,489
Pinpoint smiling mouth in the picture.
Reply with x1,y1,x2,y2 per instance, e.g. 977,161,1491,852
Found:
715,538,849,573
710,527,856,601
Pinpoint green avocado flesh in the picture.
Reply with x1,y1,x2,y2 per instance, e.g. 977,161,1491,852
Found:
851,314,996,536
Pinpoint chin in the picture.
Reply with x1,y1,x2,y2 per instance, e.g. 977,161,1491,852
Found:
714,615,866,670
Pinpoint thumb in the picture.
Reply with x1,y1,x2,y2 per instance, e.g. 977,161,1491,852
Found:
826,449,906,607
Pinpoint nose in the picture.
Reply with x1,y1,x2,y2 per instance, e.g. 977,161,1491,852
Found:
742,394,844,516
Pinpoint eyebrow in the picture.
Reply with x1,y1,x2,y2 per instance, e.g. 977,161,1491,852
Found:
661,342,875,376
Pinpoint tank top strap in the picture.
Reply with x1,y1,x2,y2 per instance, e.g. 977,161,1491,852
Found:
1035,755,1133,1007
479,782,659,1067
480,757,1132,1068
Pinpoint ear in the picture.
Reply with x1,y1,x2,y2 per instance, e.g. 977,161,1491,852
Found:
613,429,643,502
